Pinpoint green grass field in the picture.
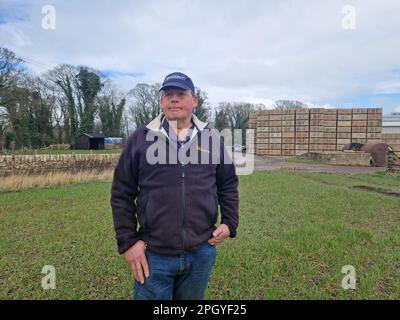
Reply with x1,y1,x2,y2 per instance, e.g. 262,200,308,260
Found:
1,171,399,299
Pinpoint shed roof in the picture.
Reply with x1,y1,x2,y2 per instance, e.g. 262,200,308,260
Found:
78,133,105,139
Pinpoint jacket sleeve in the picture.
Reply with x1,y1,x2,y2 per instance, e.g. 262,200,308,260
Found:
110,131,141,254
216,139,239,238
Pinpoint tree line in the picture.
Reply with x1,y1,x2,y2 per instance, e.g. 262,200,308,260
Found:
0,46,306,151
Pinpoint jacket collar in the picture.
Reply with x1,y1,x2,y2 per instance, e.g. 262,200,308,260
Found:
146,112,208,133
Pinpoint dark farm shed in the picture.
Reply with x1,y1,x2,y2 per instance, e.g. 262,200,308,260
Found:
74,133,105,150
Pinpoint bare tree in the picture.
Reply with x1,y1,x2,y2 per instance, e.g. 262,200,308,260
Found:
97,80,126,137
193,88,211,122
0,47,23,90
128,83,161,127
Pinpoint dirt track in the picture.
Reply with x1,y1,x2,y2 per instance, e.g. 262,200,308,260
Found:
251,155,385,174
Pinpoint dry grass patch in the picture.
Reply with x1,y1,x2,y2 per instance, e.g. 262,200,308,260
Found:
0,170,114,192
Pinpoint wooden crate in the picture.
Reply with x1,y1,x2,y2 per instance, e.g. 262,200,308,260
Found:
282,120,295,126
323,138,337,144
310,126,324,132
256,121,268,127
296,126,309,132
282,126,295,132
367,108,382,114
256,144,268,150
352,126,367,133
367,120,382,126
310,131,324,138
269,109,282,114
310,108,325,113
367,113,382,120
296,138,309,144
337,126,351,133
352,120,367,127
282,144,295,150
296,109,310,114
352,133,367,139
282,132,295,138
310,119,324,126
323,145,336,151
296,113,310,120
269,138,282,144
338,115,352,121
338,109,352,115
337,138,351,144
295,132,309,138
268,149,282,156
310,138,324,144
367,133,382,139
269,143,281,150
256,132,269,138
337,132,351,139
296,120,309,126
282,149,295,156
337,121,351,127
296,144,309,151
323,132,336,138
324,115,337,122
352,114,368,120
281,109,296,115
257,127,269,132
367,127,382,133
269,132,281,138
352,108,368,114
269,120,281,127
269,127,282,133
325,109,338,114
256,149,268,155
282,114,295,120
282,138,295,144
309,145,324,151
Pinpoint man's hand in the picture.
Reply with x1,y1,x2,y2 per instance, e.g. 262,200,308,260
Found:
124,240,149,284
208,224,230,245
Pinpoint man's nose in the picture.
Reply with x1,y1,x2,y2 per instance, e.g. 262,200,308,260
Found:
170,95,179,102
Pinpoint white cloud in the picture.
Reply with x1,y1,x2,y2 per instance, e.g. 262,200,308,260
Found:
1,0,400,111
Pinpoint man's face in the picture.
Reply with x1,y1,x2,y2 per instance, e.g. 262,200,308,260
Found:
160,88,198,122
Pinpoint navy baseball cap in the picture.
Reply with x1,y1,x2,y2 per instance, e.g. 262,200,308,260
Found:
159,72,195,93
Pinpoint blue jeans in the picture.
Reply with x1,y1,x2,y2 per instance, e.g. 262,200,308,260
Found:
134,242,217,300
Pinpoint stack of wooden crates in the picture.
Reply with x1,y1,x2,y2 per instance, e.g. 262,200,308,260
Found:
248,108,382,156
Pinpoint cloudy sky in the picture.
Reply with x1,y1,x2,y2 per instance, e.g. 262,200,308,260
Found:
1,0,400,113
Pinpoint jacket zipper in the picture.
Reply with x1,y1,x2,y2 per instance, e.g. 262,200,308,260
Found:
180,141,188,253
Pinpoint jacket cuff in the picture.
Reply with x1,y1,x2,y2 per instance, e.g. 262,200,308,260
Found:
117,234,142,254
221,220,237,238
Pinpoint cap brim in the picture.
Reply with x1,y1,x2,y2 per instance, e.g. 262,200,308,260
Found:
159,81,192,92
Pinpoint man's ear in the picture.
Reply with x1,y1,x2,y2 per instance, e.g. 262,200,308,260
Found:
193,94,199,108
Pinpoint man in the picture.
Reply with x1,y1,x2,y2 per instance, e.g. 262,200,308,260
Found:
110,72,239,300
